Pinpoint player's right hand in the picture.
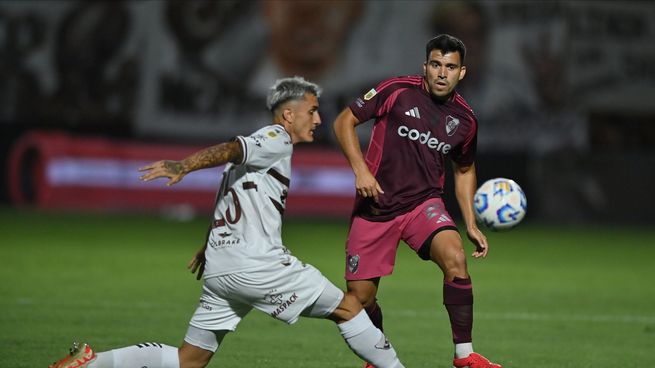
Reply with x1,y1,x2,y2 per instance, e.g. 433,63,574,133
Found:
355,170,384,203
138,160,186,186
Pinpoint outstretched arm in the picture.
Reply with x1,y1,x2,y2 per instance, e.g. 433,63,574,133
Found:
452,162,489,258
138,141,243,186
333,107,384,202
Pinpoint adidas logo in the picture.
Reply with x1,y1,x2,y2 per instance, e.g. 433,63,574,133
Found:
404,107,420,119
436,214,451,223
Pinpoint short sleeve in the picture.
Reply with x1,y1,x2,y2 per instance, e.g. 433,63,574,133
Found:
237,125,292,170
450,117,477,166
348,77,406,123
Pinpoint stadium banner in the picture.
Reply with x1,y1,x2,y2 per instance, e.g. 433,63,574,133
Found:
8,131,355,217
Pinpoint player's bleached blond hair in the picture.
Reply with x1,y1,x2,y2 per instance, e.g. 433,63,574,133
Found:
266,76,322,112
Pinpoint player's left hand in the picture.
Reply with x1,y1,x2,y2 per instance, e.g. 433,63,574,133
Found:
188,246,206,280
467,227,489,258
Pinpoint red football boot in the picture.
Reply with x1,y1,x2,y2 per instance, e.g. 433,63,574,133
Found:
48,342,96,368
453,352,502,368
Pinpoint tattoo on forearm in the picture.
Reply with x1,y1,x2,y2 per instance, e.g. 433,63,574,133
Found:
182,142,242,172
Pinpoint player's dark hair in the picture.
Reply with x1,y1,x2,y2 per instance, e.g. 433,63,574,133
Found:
267,76,322,112
425,34,466,64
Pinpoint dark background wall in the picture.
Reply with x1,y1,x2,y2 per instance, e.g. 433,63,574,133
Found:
2,0,654,224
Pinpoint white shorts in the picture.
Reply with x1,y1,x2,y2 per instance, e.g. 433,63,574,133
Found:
188,256,343,332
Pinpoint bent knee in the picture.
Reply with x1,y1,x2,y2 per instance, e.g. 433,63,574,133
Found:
179,342,213,368
341,293,364,316
346,282,378,308
430,242,468,276
330,292,364,323
444,264,469,281
443,257,468,279
180,355,210,368
447,248,467,269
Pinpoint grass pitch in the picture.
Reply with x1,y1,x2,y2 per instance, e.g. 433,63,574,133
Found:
1,208,654,367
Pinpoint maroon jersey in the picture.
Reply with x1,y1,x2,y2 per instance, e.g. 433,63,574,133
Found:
349,75,477,221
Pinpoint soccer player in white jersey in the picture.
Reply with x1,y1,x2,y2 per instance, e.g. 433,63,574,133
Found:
48,77,404,368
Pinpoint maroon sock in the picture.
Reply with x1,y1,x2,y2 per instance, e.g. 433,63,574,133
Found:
365,300,384,332
443,277,473,344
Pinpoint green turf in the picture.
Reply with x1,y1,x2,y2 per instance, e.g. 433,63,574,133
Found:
1,208,654,367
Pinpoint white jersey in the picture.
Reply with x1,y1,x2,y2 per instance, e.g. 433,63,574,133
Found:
203,124,294,277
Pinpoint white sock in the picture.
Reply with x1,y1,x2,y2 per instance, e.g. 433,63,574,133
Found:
338,310,404,368
455,342,474,358
88,342,179,368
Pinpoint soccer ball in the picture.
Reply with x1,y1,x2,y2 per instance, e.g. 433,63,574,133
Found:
474,178,527,231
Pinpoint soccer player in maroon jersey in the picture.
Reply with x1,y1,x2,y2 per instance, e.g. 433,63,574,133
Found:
333,34,501,368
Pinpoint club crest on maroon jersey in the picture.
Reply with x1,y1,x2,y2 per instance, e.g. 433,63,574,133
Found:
445,115,460,136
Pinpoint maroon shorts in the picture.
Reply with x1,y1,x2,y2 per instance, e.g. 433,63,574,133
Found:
345,197,457,280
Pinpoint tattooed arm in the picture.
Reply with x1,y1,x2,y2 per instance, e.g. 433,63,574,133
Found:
138,141,243,186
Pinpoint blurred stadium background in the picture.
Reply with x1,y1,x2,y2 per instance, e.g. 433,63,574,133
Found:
1,0,654,222
1,1,654,367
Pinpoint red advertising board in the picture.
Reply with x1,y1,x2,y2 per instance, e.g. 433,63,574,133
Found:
8,131,355,217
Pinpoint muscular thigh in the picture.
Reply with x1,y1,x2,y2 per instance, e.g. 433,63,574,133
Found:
190,258,330,331
223,258,330,325
188,278,253,333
